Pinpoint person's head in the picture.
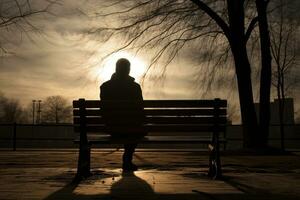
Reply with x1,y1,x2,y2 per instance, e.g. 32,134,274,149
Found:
116,58,130,76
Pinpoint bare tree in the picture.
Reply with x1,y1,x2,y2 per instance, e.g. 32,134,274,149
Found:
42,95,72,124
88,0,266,147
0,0,60,55
0,92,24,123
270,0,299,150
0,92,5,120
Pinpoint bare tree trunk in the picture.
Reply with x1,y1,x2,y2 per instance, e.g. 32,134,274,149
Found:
256,0,272,148
227,0,259,148
279,71,285,150
232,47,259,148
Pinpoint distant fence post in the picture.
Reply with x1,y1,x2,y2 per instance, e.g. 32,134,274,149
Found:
13,123,17,151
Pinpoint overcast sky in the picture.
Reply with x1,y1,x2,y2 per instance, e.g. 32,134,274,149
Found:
0,0,299,122
0,1,217,102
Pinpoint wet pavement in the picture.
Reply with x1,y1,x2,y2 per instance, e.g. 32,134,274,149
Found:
0,150,299,199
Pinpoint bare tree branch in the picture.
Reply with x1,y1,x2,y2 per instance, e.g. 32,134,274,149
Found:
0,0,60,55
190,0,230,38
245,16,259,42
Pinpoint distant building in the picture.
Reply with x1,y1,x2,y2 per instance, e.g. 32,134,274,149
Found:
255,98,295,124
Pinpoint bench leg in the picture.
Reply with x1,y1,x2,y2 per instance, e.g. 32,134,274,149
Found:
208,135,222,179
75,143,91,180
208,148,222,179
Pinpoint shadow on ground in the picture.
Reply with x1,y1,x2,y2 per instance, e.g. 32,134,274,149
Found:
43,171,157,200
43,171,208,200
43,170,300,200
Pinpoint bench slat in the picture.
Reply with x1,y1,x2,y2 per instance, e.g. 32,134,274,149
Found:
73,100,227,108
74,124,226,133
74,135,226,144
73,116,227,125
145,109,227,116
143,100,227,108
73,108,227,117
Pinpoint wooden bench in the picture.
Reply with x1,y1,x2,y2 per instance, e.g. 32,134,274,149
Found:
73,99,227,180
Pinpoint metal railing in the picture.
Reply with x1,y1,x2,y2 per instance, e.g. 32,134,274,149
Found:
0,123,299,151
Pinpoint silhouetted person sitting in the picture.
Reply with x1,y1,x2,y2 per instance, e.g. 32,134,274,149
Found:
100,58,146,171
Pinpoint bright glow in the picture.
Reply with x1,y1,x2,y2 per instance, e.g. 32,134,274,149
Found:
98,52,147,83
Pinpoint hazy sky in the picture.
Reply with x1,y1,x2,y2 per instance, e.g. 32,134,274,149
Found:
0,0,299,122
0,0,219,102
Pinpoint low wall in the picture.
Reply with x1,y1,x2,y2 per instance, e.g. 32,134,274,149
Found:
0,124,299,150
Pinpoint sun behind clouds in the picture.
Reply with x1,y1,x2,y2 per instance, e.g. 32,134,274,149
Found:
98,51,147,83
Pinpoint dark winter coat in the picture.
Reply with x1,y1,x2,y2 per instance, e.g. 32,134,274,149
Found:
100,73,146,137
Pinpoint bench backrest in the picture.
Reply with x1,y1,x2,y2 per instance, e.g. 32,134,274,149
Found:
73,99,227,133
